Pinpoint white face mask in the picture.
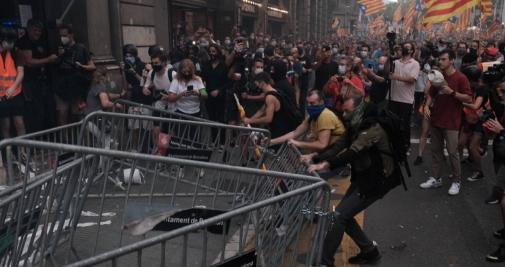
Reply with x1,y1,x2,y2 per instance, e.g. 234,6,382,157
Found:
254,68,263,75
61,36,70,46
1,41,14,51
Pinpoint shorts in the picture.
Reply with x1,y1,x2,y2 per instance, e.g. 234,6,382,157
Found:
127,107,152,129
0,93,24,118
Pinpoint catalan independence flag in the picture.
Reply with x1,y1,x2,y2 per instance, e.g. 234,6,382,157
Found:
423,0,478,25
393,4,403,23
455,8,471,31
404,0,417,28
359,0,386,16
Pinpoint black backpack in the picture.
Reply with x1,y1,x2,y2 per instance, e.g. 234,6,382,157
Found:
150,68,175,101
375,109,411,191
265,90,304,126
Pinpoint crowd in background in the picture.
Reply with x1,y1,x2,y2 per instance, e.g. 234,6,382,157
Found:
3,18,505,265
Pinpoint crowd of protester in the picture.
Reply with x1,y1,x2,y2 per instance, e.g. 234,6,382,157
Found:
3,18,505,265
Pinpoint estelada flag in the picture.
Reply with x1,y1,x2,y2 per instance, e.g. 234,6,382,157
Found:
423,0,478,25
393,4,403,23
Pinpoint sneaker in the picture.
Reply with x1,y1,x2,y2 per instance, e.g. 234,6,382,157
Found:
467,171,484,182
485,186,504,205
338,166,351,177
486,244,505,263
448,182,461,195
348,245,381,264
494,229,505,239
420,177,442,189
413,156,423,166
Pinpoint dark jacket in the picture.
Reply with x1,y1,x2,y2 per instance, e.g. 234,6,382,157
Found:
315,103,396,197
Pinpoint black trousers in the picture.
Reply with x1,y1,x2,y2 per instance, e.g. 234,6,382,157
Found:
23,79,55,133
388,100,413,149
321,183,380,266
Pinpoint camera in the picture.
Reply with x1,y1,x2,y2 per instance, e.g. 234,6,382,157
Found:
483,64,505,84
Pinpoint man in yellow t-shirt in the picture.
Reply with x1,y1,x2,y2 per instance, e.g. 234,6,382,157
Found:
270,90,345,151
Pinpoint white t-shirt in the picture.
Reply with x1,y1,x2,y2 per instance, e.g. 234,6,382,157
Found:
144,66,176,112
390,58,420,104
169,77,205,114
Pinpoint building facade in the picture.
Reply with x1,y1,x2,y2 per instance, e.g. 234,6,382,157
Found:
331,0,360,36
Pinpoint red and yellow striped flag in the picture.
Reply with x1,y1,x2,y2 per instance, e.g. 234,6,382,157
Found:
480,0,493,17
455,8,471,31
359,0,386,16
423,0,479,25
404,0,417,28
393,4,403,23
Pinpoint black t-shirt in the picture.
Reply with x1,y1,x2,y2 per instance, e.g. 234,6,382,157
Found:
369,70,389,104
201,60,229,96
16,35,47,79
274,79,296,107
58,43,91,73
475,85,490,109
124,57,151,105
315,61,338,91
55,43,92,100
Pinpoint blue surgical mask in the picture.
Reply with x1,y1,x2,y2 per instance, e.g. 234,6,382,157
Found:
307,104,325,119
125,56,135,65
338,65,346,75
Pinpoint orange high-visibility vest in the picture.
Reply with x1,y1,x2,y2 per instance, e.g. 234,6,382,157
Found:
0,51,22,97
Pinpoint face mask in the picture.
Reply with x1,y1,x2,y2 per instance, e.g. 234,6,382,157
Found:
1,41,14,51
402,47,410,57
153,65,163,72
125,56,135,65
61,36,70,46
257,47,264,54
199,41,209,48
377,64,384,71
501,100,505,105
271,41,277,46
332,48,338,54
424,63,431,72
469,48,477,55
254,68,263,75
360,51,368,58
438,46,446,52
338,65,346,75
182,73,192,80
307,104,325,119
224,40,231,46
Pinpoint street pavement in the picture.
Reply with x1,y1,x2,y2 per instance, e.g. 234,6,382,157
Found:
342,127,504,267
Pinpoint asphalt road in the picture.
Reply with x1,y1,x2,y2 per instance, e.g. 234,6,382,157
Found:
363,134,504,266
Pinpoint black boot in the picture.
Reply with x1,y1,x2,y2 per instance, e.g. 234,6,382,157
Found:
348,246,381,264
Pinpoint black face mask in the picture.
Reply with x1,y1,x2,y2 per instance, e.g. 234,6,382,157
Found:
153,65,163,72
402,48,410,57
182,73,192,80
469,48,477,55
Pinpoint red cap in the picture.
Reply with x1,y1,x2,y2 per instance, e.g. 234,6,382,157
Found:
485,47,499,56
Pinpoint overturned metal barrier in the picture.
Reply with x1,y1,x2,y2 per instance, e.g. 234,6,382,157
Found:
0,140,329,267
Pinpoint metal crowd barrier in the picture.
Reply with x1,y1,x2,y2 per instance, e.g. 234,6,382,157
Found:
112,99,211,122
0,139,330,267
